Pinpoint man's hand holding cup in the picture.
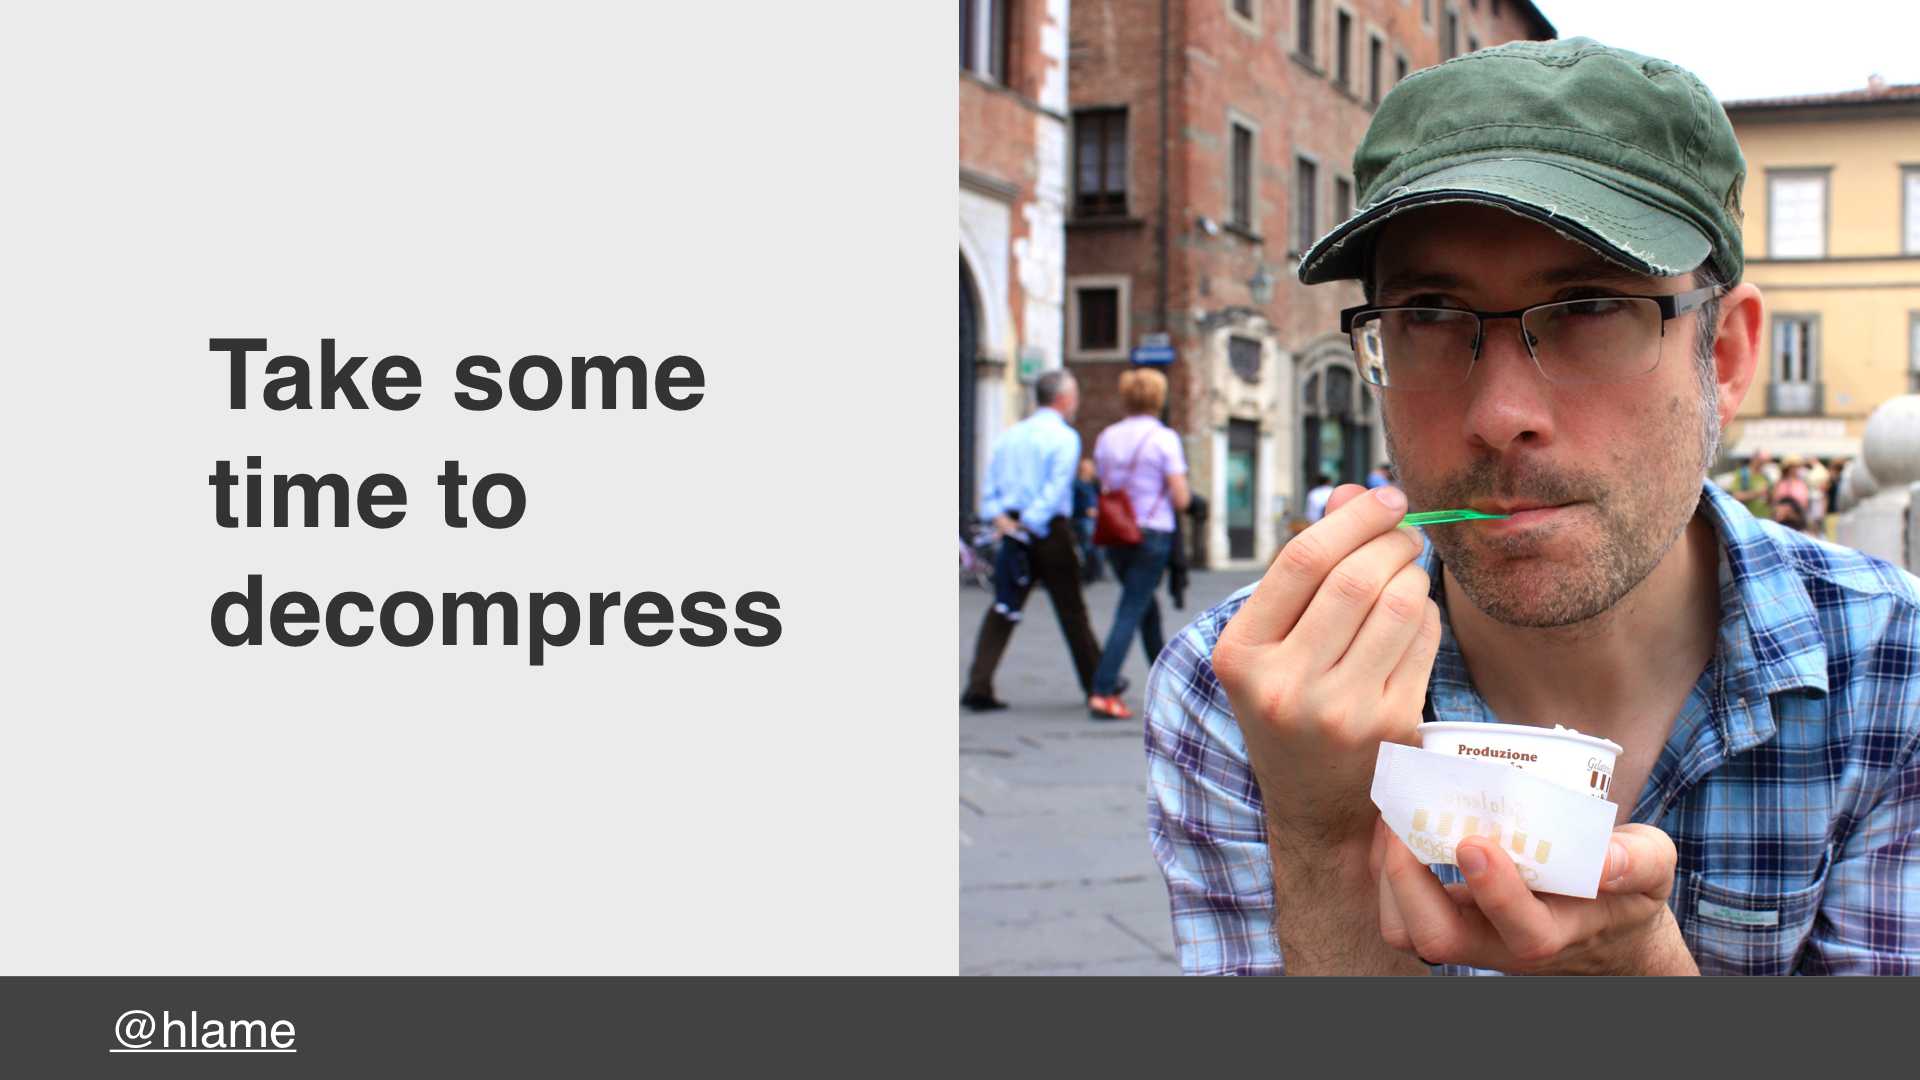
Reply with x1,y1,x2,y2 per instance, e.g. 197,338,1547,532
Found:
1374,819,1697,975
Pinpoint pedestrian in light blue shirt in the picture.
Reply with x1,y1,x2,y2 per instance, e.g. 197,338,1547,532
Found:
963,370,1104,711
977,396,1080,539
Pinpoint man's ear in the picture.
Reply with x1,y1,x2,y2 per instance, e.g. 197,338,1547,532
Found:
1711,282,1765,429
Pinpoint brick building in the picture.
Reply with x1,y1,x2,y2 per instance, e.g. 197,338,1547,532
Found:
960,0,1071,525
1064,0,1552,566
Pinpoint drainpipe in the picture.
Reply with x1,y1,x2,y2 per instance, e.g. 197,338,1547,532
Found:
1159,0,1193,562
1156,0,1170,336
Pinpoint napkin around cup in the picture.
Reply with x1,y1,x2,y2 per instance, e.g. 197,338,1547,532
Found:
1370,741,1618,899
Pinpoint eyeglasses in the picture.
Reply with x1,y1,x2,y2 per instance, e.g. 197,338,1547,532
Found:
1340,287,1722,391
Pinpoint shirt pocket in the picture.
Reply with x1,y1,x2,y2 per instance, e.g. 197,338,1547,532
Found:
1679,845,1833,976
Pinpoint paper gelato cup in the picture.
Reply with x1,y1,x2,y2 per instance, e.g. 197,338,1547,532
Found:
1418,721,1622,801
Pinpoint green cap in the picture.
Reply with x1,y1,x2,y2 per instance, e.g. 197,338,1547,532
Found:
1298,37,1746,286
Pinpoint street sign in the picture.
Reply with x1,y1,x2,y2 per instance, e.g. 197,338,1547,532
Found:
1131,344,1176,366
1139,332,1171,348
1017,345,1046,382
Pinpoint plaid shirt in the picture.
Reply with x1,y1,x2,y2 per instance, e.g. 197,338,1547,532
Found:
1146,482,1920,975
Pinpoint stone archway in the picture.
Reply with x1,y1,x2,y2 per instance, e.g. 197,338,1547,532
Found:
1298,346,1376,497
960,254,981,525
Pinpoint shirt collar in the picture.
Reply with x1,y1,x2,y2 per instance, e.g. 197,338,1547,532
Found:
1419,481,1827,751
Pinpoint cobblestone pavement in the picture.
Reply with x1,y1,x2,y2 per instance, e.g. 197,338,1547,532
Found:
958,565,1262,975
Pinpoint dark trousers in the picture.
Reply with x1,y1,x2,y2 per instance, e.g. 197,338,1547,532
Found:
965,516,1102,698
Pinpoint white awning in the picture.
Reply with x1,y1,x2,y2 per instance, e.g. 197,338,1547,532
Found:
1727,418,1859,462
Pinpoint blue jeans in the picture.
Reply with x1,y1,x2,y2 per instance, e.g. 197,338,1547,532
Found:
1092,528,1174,696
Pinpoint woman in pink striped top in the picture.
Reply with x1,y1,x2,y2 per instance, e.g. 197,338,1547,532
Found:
1088,368,1191,720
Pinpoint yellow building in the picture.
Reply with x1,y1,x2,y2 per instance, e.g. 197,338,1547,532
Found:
1724,81,1920,463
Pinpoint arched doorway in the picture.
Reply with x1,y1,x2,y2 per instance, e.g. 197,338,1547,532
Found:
1299,352,1374,497
960,255,980,525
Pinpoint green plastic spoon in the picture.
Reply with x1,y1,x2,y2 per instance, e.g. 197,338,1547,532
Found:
1400,509,1510,527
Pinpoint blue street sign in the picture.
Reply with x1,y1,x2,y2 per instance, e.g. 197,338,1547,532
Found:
1131,344,1176,366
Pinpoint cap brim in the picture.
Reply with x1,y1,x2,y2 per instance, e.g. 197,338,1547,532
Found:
1298,157,1713,285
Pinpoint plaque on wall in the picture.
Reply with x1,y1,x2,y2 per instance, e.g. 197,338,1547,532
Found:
1229,335,1261,383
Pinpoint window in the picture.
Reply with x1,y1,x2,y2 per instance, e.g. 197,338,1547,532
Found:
1396,53,1409,84
1905,167,1920,254
1334,175,1354,222
1770,315,1821,415
1074,108,1128,217
1233,0,1256,18
1468,34,1480,54
960,0,1008,83
1442,8,1459,60
1295,156,1319,254
1775,318,1816,383
1768,171,1828,258
1231,122,1256,229
1335,10,1352,89
1078,289,1119,351
1296,0,1317,62
959,0,970,68
1069,278,1130,358
1369,34,1384,104
1493,0,1503,14
1423,0,1433,25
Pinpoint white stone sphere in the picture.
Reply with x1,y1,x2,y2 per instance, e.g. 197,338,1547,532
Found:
1850,455,1881,503
1862,396,1920,487
1844,457,1879,508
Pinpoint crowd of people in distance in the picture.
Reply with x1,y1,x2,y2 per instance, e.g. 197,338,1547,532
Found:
1711,448,1847,538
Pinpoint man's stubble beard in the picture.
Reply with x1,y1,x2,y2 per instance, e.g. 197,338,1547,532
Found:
1382,388,1716,630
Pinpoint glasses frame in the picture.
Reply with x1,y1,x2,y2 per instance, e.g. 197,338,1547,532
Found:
1339,286,1724,388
